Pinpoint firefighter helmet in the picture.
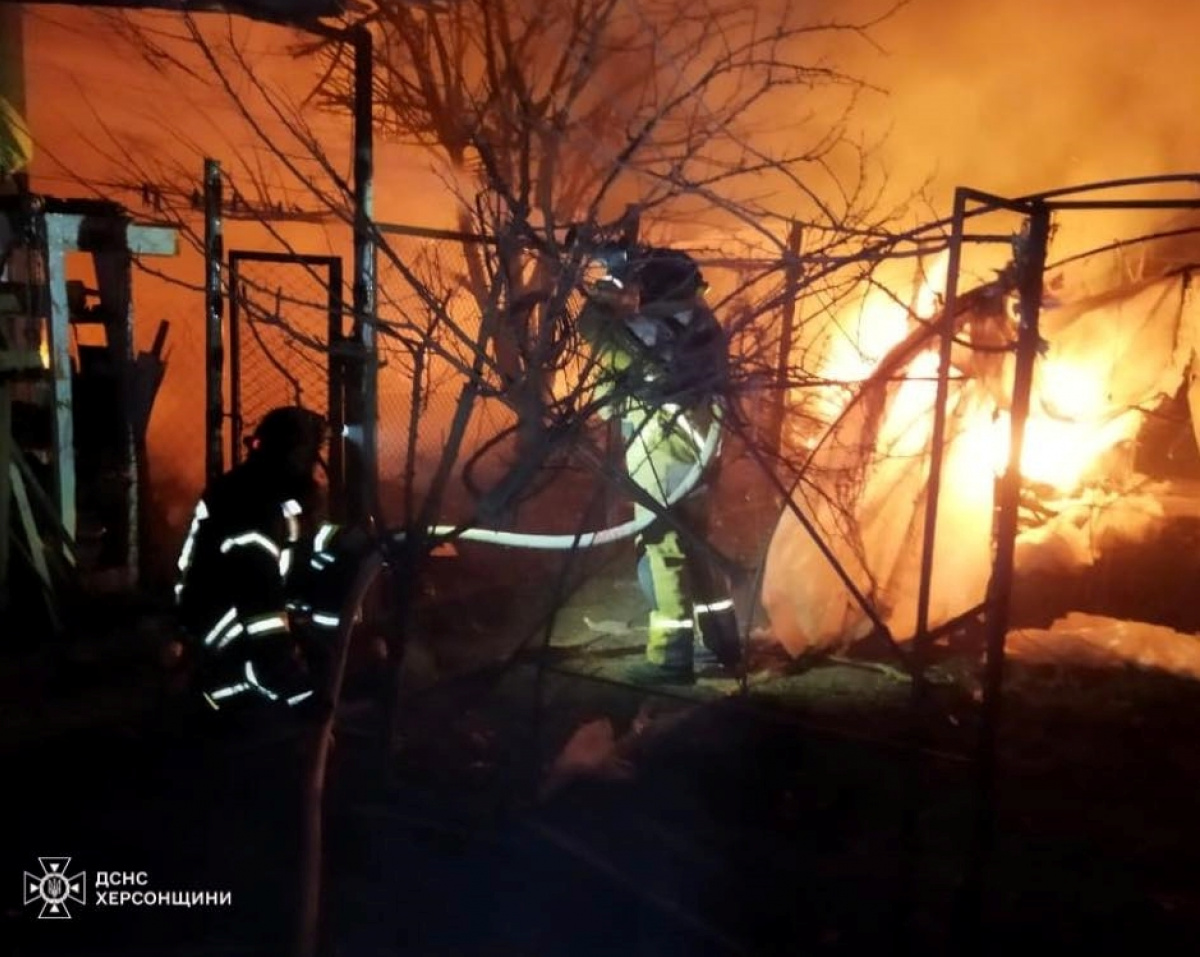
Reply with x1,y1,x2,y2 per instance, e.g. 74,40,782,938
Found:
626,248,707,306
580,243,706,309
248,405,326,459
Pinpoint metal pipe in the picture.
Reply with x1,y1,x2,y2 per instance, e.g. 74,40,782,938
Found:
348,24,377,525
895,192,968,945
376,221,495,244
327,256,345,519
1046,198,1200,211
1026,172,1200,201
769,221,802,457
796,175,1200,303
963,201,1052,936
911,188,968,702
203,158,224,486
228,256,242,466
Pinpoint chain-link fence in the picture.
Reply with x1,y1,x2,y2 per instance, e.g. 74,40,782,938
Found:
227,251,344,467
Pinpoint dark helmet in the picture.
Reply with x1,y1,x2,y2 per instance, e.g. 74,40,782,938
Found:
628,248,706,306
248,405,326,459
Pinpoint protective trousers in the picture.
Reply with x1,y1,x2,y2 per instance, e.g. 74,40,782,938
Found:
624,405,739,671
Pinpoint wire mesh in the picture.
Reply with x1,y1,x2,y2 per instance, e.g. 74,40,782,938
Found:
228,253,340,464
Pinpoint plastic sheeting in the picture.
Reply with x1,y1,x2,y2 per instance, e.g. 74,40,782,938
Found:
762,267,1200,657
1007,612,1200,681
1013,488,1167,576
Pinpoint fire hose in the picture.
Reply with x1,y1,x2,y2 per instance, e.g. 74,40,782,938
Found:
388,410,723,551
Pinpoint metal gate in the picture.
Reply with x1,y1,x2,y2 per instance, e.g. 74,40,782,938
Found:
227,250,346,507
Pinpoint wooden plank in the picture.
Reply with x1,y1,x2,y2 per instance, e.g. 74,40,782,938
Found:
10,462,51,588
94,243,138,587
44,212,82,251
130,338,167,440
11,442,78,563
126,223,178,257
43,212,179,257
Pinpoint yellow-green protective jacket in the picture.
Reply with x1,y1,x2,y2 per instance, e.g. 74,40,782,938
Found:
578,290,738,670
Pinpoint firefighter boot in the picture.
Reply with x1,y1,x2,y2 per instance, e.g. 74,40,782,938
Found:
623,609,696,686
694,599,742,671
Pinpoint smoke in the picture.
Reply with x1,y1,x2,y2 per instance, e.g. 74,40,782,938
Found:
833,0,1200,240
24,0,1200,523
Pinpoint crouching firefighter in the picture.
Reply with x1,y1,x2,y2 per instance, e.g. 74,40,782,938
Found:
579,244,741,685
173,406,360,720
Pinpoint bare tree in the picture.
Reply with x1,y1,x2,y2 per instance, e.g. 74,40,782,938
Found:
287,0,910,464
35,4,933,952
53,0,919,520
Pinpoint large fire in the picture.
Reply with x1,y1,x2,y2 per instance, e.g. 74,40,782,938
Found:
762,237,1200,661
810,254,1127,497
763,233,1200,681
810,255,946,428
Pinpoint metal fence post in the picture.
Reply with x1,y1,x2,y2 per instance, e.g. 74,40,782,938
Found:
769,221,803,457
228,256,242,466
963,202,1051,931
347,24,377,525
204,158,224,486
898,189,968,946
327,256,345,519
602,206,640,527
912,188,969,700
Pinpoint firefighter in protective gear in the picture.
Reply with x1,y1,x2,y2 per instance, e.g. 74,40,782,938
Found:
579,245,741,684
174,405,345,717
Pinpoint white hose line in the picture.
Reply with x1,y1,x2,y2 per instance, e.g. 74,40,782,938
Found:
392,413,722,551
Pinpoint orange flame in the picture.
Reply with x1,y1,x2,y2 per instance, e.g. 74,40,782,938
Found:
989,355,1138,492
810,251,949,428
811,254,1126,495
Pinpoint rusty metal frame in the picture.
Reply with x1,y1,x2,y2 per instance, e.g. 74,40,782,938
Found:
904,175,1200,943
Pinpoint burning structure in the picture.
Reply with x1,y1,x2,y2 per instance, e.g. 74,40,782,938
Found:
762,180,1200,684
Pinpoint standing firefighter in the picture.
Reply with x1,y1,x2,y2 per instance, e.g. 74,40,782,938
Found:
579,245,741,684
173,406,350,718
